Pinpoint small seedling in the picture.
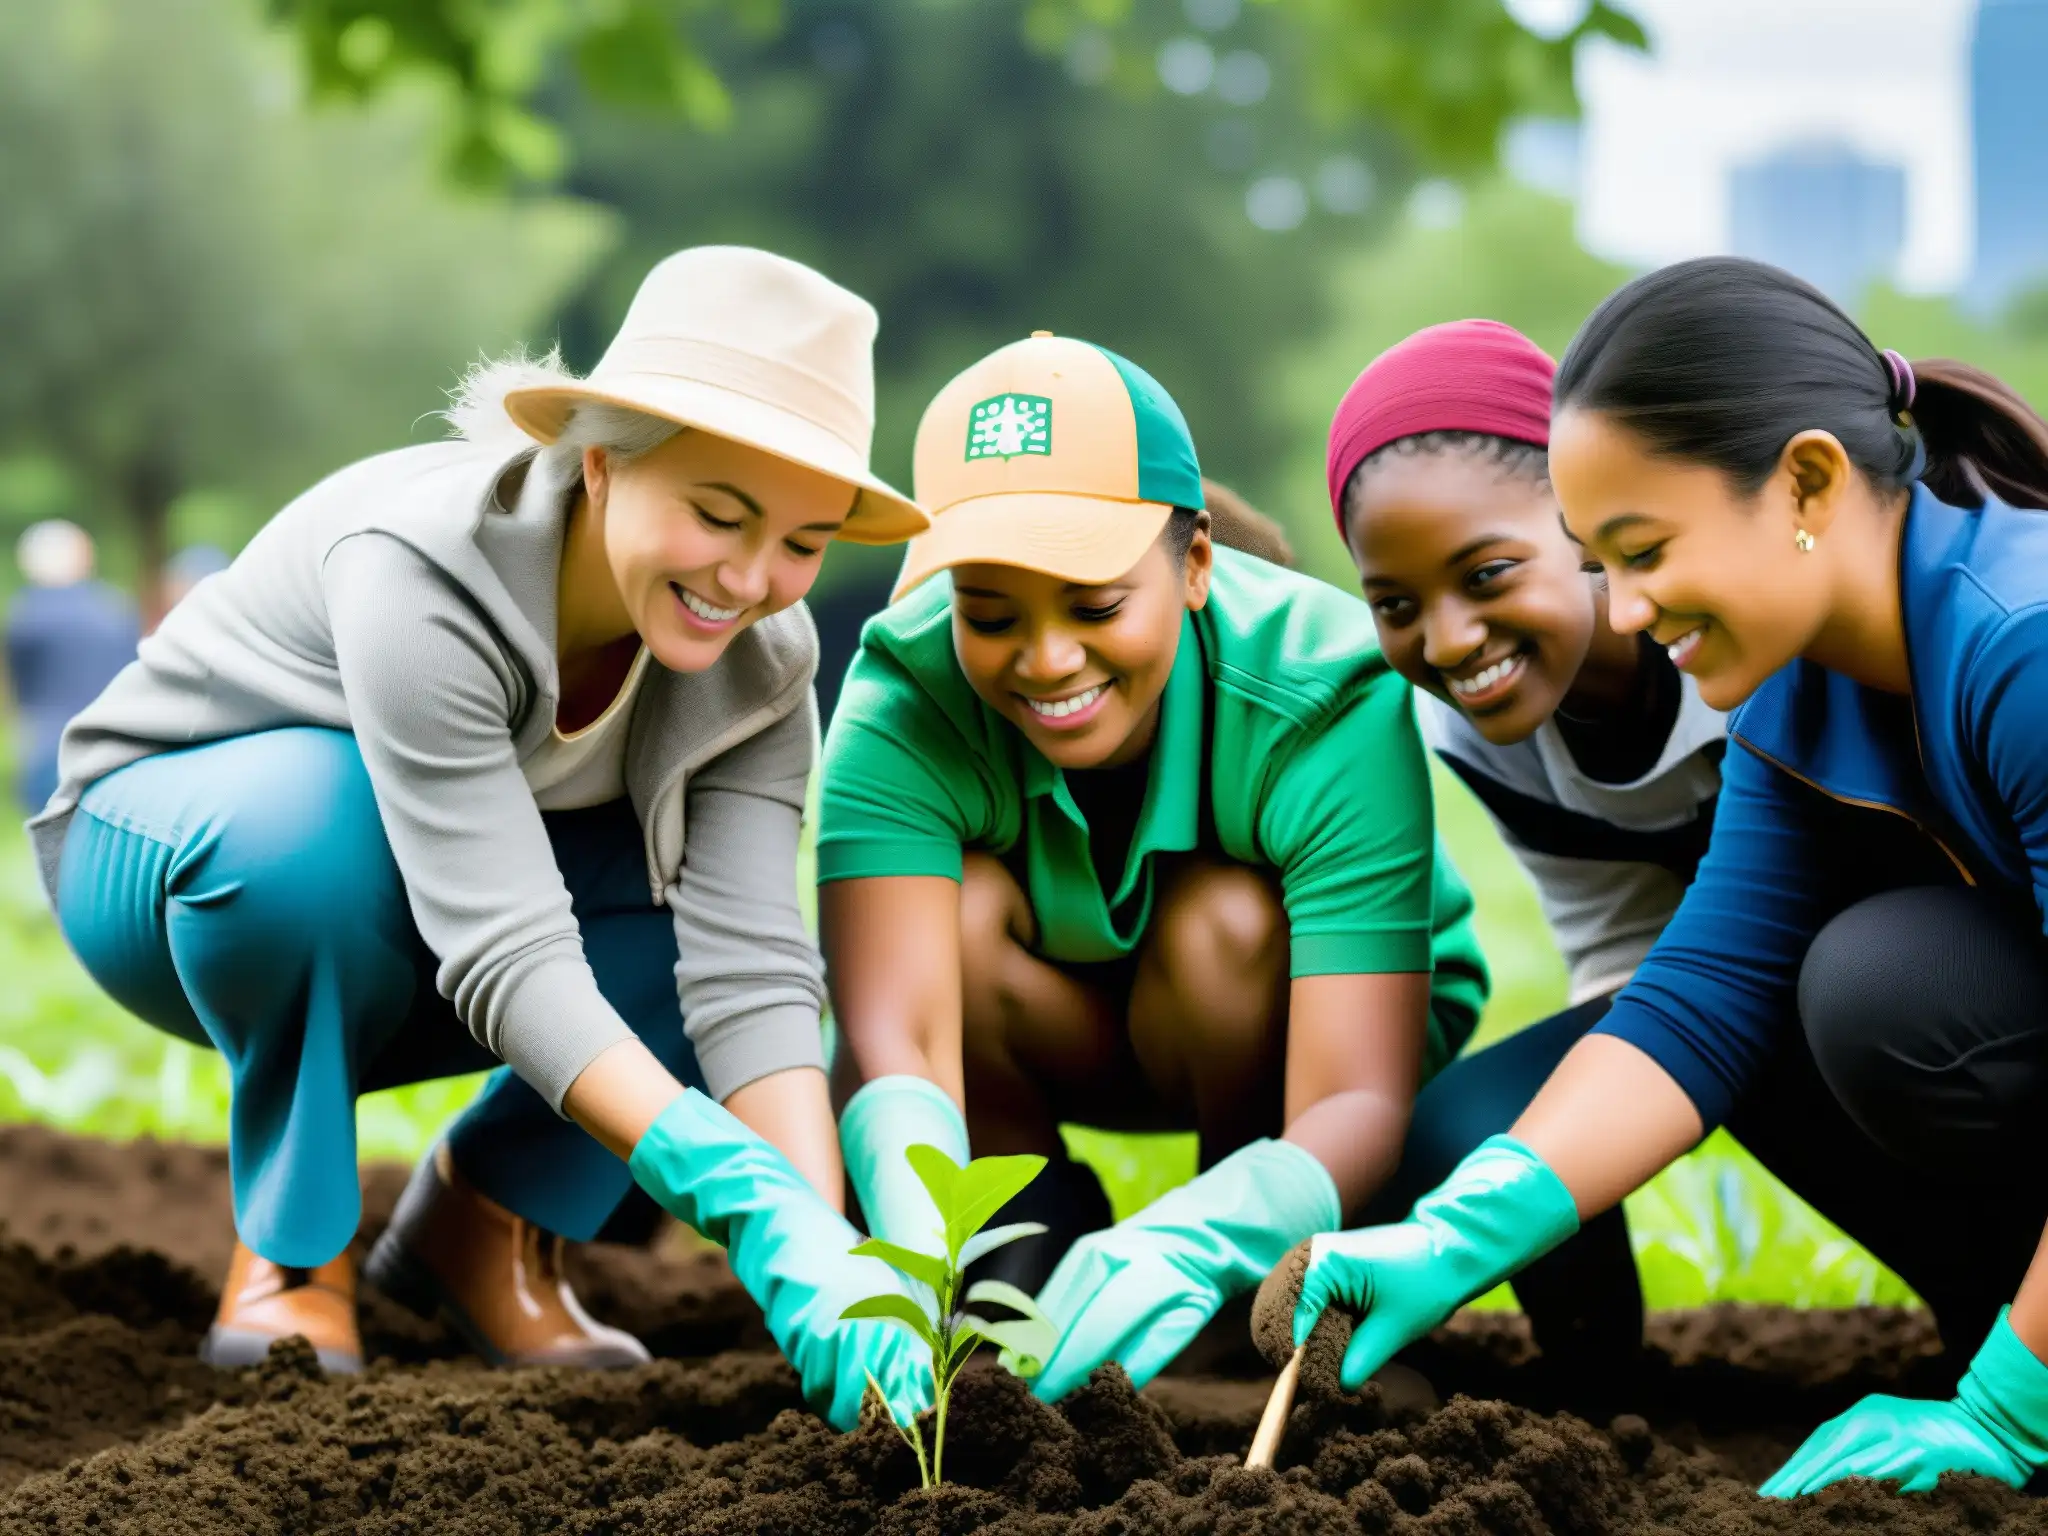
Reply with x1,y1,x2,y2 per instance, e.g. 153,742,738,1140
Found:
841,1144,1060,1487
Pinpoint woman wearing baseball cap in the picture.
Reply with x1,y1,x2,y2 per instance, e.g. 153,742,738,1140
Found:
34,246,931,1429
818,332,1488,1399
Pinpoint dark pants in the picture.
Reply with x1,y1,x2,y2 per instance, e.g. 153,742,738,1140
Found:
56,728,703,1268
1727,884,2048,1365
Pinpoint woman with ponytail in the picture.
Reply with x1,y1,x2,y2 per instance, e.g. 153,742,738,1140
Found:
1289,256,2048,1499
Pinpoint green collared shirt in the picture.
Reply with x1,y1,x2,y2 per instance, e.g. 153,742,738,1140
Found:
817,549,1488,1072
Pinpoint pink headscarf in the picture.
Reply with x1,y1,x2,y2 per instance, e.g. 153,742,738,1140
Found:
1325,320,1556,532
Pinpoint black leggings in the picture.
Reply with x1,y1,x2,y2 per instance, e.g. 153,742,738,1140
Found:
1373,883,2048,1385
1728,884,2048,1368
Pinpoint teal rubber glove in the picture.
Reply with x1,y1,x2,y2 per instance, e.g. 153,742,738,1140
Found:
1032,1138,1341,1402
1294,1135,1579,1391
629,1089,931,1431
840,1075,971,1253
1760,1307,2048,1497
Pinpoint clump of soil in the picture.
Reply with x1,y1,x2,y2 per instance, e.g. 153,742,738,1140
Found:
1,1124,2038,1533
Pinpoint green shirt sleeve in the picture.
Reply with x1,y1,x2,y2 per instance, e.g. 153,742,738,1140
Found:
1257,674,1438,978
816,639,995,884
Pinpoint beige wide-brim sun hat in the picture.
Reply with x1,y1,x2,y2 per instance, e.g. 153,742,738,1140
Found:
503,246,928,545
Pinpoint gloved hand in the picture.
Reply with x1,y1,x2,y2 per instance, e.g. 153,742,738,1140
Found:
1760,1306,2048,1497
630,1089,932,1431
1032,1138,1340,1402
1294,1135,1579,1391
840,1075,971,1254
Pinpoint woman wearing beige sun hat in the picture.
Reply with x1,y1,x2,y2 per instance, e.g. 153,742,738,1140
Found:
29,245,934,1429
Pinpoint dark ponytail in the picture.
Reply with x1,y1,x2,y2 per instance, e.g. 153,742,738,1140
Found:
1554,257,2048,511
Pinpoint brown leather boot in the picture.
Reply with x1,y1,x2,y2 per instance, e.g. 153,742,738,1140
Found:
362,1143,650,1369
201,1244,364,1374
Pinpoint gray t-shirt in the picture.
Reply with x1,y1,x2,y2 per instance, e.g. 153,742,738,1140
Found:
1419,674,1727,1004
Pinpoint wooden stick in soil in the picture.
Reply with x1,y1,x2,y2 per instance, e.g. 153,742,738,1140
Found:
1245,1344,1304,1470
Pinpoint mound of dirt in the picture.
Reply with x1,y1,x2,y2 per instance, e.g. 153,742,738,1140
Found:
0,1124,2035,1534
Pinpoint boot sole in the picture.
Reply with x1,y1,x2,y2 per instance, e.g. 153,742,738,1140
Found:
200,1325,362,1375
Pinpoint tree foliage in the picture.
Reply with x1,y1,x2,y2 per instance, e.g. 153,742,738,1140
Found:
0,0,614,593
270,0,1643,187
543,0,1409,594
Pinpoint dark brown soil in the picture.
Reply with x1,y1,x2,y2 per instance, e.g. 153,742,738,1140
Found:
0,1123,2039,1534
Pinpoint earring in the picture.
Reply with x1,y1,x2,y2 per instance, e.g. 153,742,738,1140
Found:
1794,528,1816,553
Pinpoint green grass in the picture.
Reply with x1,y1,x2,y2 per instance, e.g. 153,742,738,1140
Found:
0,722,1914,1309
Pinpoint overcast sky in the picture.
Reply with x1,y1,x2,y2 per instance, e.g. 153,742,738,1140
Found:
1571,0,1976,291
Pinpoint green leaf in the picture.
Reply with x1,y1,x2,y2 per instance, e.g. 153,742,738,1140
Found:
962,1314,1057,1378
964,1279,1048,1322
958,1223,1047,1270
942,1154,1047,1258
849,1237,950,1294
944,1323,986,1371
840,1293,939,1347
905,1143,965,1229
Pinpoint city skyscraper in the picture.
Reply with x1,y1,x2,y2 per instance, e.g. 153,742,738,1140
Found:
1728,141,1906,304
1971,0,2048,311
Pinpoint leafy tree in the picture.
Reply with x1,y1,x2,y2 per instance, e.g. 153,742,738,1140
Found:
267,0,1642,186
1271,177,1632,581
0,0,614,600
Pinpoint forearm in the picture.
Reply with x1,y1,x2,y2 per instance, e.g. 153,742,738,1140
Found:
564,1041,844,1209
1285,1087,1410,1217
564,1038,683,1161
1282,970,1430,1215
724,1067,844,1211
1510,1034,1704,1218
819,876,965,1099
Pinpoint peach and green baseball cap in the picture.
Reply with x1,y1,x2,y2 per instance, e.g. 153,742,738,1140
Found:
892,332,1206,599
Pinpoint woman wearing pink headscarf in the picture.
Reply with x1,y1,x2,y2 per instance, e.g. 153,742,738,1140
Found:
1326,321,1731,1398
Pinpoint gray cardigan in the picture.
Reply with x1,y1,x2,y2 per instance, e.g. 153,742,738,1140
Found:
29,440,828,1111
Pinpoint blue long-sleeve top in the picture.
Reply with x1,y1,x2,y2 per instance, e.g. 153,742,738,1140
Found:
1592,484,2048,1127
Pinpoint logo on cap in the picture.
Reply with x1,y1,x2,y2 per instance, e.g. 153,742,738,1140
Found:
966,394,1052,462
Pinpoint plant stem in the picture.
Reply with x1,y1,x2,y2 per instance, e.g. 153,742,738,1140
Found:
907,1417,932,1488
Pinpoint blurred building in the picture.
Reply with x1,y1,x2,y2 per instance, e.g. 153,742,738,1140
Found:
1728,141,1906,304
1970,0,2048,312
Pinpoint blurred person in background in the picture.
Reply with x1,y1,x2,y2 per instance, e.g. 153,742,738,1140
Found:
5,519,138,814
29,247,935,1432
160,544,232,615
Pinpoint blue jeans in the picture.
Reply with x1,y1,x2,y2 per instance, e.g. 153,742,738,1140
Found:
54,727,703,1268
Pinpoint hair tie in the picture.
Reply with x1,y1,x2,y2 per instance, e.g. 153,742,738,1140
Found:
1881,348,1917,415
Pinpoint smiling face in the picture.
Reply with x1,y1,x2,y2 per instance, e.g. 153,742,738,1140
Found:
1549,406,1831,710
586,429,855,674
1346,447,1601,745
949,528,1211,771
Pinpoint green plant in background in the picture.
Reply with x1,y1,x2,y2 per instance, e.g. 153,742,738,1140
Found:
841,1146,1060,1488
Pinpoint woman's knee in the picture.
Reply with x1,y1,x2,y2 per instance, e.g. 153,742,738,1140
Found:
161,731,409,970
1800,885,2048,1168
958,854,1034,1024
1146,863,1287,1006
